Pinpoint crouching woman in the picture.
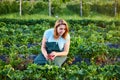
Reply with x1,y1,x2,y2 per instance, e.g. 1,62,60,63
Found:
34,19,70,67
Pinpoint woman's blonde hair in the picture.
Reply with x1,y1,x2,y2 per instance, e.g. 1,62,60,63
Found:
54,19,69,39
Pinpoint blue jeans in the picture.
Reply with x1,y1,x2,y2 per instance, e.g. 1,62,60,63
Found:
34,42,67,67
34,53,67,67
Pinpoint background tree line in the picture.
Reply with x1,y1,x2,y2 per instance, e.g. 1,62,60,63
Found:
0,0,119,17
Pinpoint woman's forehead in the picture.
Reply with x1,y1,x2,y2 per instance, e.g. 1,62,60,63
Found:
58,25,66,28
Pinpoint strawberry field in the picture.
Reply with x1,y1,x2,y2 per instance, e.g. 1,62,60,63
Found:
0,19,120,80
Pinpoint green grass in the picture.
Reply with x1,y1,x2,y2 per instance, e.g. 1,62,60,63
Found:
0,12,120,21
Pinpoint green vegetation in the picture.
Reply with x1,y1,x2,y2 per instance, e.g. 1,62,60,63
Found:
0,21,120,79
0,0,120,21
0,13,120,21
0,0,120,79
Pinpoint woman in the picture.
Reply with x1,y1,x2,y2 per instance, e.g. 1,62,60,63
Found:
34,19,70,67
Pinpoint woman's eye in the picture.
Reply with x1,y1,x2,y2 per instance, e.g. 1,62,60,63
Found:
59,28,62,30
60,28,65,30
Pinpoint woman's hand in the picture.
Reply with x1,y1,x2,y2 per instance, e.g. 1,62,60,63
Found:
48,51,57,60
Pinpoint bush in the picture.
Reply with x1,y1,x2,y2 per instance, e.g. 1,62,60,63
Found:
22,1,33,14
0,1,11,14
91,2,120,16
10,1,19,13
0,1,19,15
66,1,91,16
82,2,91,16
31,1,48,14
51,1,63,16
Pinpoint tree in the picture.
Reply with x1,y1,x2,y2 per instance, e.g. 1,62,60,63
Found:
80,0,82,16
20,0,22,16
114,0,118,17
49,0,51,16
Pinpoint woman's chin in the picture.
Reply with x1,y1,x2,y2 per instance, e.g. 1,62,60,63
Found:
59,34,63,36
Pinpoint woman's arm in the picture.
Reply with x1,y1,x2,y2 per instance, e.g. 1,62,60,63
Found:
41,37,48,60
50,39,70,57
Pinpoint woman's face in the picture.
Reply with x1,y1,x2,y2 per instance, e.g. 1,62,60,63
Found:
57,25,66,36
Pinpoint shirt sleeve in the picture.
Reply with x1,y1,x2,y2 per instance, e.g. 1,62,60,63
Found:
66,34,70,41
43,30,50,40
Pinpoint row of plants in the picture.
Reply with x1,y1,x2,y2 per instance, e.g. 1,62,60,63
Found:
0,62,120,80
0,22,120,52
0,21,120,79
0,21,120,58
0,18,120,26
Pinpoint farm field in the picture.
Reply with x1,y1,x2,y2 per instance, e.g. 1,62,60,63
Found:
0,0,120,80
